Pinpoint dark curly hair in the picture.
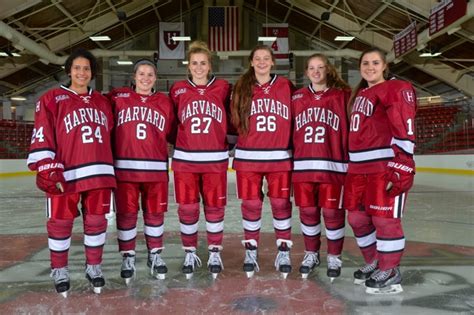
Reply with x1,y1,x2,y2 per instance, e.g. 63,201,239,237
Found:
64,48,98,79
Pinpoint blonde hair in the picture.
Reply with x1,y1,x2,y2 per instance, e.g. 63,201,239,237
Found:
187,40,212,79
305,53,350,90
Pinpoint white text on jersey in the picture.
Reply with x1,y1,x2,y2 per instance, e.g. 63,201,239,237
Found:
250,98,289,119
64,108,109,134
116,106,165,131
181,100,223,123
352,96,374,116
295,107,340,131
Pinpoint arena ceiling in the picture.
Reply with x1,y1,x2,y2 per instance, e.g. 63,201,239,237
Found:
0,0,473,103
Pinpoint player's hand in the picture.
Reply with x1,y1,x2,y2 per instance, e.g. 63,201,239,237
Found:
385,154,415,197
36,159,66,195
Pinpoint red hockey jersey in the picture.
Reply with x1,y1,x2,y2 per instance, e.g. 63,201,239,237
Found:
170,76,231,173
232,74,295,172
291,86,350,185
348,79,417,174
108,87,175,182
27,85,116,193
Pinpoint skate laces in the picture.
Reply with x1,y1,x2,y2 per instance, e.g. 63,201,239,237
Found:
184,251,202,269
149,252,166,274
371,268,395,281
122,254,136,272
207,250,224,270
327,255,342,269
85,264,103,279
51,267,69,283
301,252,319,268
274,250,291,270
244,249,260,272
360,260,378,273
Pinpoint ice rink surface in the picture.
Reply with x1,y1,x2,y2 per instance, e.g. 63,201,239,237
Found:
0,172,473,314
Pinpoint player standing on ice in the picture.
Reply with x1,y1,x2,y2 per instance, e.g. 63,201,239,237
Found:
169,41,232,279
231,45,295,279
108,59,176,284
344,47,416,294
27,48,116,296
291,54,350,281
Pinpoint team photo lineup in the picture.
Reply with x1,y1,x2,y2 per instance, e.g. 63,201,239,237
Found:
26,39,417,297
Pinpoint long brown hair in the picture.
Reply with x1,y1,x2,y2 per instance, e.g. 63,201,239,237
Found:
347,47,389,113
305,53,350,90
231,45,275,134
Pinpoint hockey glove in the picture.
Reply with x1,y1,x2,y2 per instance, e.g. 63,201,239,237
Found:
385,154,415,197
36,159,66,195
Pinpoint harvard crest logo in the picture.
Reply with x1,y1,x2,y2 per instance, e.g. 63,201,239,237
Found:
402,90,415,105
164,31,179,50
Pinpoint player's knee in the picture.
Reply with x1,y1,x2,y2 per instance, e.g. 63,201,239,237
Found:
242,199,262,213
372,216,403,236
178,203,200,220
322,208,344,221
85,214,107,228
347,211,365,229
269,197,291,211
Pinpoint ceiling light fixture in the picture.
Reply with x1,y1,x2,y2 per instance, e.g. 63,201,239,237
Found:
334,36,355,41
172,36,191,41
0,52,8,57
117,60,133,65
89,35,111,41
11,96,27,101
258,36,277,42
420,52,442,57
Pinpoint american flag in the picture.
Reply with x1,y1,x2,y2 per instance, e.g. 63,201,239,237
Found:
208,6,239,51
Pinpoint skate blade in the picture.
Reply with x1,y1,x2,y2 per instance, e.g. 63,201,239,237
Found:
93,286,102,294
59,291,68,298
281,272,289,279
245,271,254,278
366,284,403,295
156,273,166,280
185,273,193,280
301,273,309,279
354,278,366,285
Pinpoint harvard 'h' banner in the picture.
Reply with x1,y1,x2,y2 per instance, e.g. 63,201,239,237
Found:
159,22,185,59
262,23,289,65
208,6,239,51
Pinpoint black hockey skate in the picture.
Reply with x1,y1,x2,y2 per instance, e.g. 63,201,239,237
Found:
148,249,168,280
327,255,342,283
275,239,293,279
120,252,136,285
207,246,224,279
51,267,70,298
182,247,201,280
299,251,320,279
85,264,105,294
354,260,378,285
242,239,259,278
365,267,403,294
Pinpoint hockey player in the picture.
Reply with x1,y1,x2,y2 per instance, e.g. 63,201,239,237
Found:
108,59,176,284
231,45,295,279
291,54,350,281
27,48,116,296
169,41,232,279
344,47,416,294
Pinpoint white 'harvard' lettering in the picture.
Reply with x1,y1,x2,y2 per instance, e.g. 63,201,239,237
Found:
64,108,108,134
116,106,165,131
352,96,374,116
250,98,289,119
295,107,340,131
181,100,223,123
